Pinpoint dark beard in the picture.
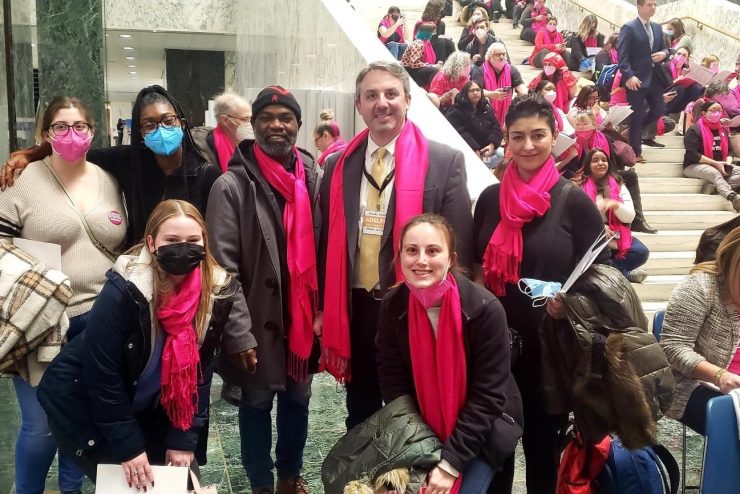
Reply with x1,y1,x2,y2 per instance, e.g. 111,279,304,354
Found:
255,133,296,158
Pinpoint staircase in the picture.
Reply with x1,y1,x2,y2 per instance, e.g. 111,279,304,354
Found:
360,2,738,320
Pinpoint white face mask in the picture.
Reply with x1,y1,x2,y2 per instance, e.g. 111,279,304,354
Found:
543,90,557,103
475,28,487,38
236,123,254,141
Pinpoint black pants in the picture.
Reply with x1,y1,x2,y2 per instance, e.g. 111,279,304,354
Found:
405,66,440,88
681,385,723,436
520,27,537,44
626,82,666,156
666,82,704,115
345,291,383,430
619,168,647,224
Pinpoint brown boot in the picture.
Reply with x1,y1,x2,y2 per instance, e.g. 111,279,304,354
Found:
275,476,309,494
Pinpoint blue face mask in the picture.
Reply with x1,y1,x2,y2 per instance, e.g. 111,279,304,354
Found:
416,30,433,40
143,125,184,156
518,278,562,307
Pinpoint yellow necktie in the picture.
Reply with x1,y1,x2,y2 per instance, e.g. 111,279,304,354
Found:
358,147,387,292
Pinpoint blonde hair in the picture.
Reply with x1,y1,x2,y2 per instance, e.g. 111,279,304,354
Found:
578,14,598,41
573,109,597,126
701,54,720,68
139,199,226,341
692,226,740,306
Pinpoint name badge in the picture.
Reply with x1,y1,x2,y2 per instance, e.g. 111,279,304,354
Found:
362,210,386,236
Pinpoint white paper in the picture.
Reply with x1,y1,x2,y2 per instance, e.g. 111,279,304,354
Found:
12,238,62,271
729,115,740,128
686,62,733,87
551,133,576,158
586,47,601,57
95,464,189,494
601,105,633,129
561,231,613,293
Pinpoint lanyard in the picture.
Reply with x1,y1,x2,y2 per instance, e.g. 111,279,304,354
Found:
363,165,395,208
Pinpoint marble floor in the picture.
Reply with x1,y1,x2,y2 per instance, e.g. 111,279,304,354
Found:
0,374,704,494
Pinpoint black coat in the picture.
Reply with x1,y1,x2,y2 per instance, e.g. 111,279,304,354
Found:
376,274,523,473
38,265,235,464
445,101,503,152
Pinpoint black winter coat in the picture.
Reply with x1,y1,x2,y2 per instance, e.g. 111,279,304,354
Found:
445,101,503,152
376,274,523,473
38,262,235,464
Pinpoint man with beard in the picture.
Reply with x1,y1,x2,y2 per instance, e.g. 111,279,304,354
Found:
206,86,320,494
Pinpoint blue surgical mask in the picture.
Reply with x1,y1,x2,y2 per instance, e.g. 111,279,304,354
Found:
417,30,433,40
143,125,184,156
518,278,562,307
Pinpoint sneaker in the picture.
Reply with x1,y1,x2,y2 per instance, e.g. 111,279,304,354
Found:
701,183,716,195
627,269,647,283
728,192,740,212
276,477,309,494
641,138,666,148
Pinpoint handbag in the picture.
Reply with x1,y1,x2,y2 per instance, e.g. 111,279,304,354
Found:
652,61,673,91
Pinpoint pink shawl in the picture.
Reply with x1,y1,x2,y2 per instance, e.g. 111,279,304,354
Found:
379,16,405,44
582,177,632,259
697,117,729,161
212,125,235,172
483,61,512,127
575,130,611,158
317,138,347,167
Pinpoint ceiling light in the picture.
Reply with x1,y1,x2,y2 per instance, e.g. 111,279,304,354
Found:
129,71,138,75
127,64,137,68
123,46,134,50
306,54,317,58
327,43,337,47
292,63,300,66
119,34,132,38
125,56,135,60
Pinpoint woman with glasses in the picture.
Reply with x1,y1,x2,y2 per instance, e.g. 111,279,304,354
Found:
0,96,127,494
2,85,222,246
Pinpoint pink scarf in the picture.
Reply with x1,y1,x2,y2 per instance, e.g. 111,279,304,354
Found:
582,177,632,259
531,3,548,32
212,126,235,172
322,121,429,382
552,105,564,131
409,274,466,493
483,156,559,296
422,39,437,64
317,138,347,167
379,16,405,44
595,110,604,126
543,29,563,47
483,61,512,127
575,130,611,159
158,267,203,431
609,48,618,64
697,117,729,161
584,35,598,48
253,144,318,381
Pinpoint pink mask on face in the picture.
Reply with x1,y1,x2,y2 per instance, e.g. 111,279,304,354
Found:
405,276,452,309
705,111,722,123
673,54,686,65
492,60,506,71
543,66,556,76
546,24,558,33
50,131,92,162
543,90,557,103
709,64,719,75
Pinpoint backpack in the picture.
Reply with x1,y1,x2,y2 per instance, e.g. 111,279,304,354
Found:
595,64,619,89
595,437,679,494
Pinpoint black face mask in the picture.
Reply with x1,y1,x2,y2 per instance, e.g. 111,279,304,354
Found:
391,13,399,20
155,242,206,275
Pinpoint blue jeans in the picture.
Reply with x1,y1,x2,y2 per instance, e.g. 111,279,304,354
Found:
385,41,407,60
612,236,650,276
459,458,495,493
239,376,312,489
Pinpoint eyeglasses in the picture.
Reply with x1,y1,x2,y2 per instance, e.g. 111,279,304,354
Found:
48,121,92,136
227,114,251,124
140,114,179,135
490,52,507,58
468,88,482,93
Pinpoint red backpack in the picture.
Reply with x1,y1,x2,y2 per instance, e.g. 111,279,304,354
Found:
556,433,612,494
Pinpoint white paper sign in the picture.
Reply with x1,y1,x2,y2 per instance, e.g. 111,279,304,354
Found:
601,105,633,129
12,238,62,271
561,231,613,294
686,62,733,87
95,464,188,494
586,47,601,57
551,133,576,158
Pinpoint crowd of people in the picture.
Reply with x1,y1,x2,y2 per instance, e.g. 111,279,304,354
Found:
1,1,740,494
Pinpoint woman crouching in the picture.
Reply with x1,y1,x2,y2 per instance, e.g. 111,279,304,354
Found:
38,199,237,487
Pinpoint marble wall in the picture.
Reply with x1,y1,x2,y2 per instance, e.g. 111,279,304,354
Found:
104,0,236,33
165,49,225,127
0,5,8,160
235,0,494,200
37,0,108,147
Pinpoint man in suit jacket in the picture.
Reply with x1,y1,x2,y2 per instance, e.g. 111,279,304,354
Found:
618,0,672,160
317,61,474,430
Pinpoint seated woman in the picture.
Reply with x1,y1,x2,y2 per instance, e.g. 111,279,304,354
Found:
663,18,692,53
528,52,577,113
313,109,346,167
378,6,407,60
660,226,740,435
37,199,238,484
580,148,650,283
429,52,473,110
519,0,550,44
683,99,740,212
567,14,604,72
400,22,440,89
701,54,721,75
534,79,574,136
662,47,705,115
529,16,566,69
414,1,455,63
446,81,504,169
465,18,504,67
594,33,619,78
457,6,491,50
568,85,607,128
376,213,523,494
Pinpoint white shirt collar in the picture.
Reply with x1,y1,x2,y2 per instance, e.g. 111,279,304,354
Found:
637,14,651,27
366,133,400,163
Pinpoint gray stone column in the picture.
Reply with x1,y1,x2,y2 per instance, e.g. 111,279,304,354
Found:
36,0,107,147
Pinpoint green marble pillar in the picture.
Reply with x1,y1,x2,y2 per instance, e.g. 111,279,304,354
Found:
11,0,36,149
0,4,8,159
36,0,107,147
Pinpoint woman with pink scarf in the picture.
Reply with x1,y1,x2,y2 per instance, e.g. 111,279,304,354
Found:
378,6,407,60
661,47,704,115
529,16,566,68
527,52,577,112
313,110,347,167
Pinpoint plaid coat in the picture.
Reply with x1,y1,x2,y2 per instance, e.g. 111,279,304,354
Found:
0,242,72,385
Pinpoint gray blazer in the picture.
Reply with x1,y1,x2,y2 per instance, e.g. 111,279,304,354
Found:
660,271,740,420
206,140,322,390
318,137,473,300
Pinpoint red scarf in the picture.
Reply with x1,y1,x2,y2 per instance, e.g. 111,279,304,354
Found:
408,274,466,493
212,126,235,172
483,156,559,295
253,144,318,381
317,138,347,167
483,61,512,127
553,78,572,113
543,29,563,47
584,35,598,48
322,121,429,382
697,117,729,161
582,177,632,259
158,267,203,431
575,130,611,159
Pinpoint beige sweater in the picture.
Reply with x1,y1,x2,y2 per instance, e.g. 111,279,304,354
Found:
0,160,127,317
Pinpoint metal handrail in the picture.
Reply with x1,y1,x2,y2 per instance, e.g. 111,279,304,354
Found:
565,0,740,42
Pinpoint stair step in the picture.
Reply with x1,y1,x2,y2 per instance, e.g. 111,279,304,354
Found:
634,162,685,177
640,147,685,163
642,193,728,211
643,251,694,275
633,230,703,252
639,177,704,194
655,135,686,148
643,210,737,230
632,275,684,302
